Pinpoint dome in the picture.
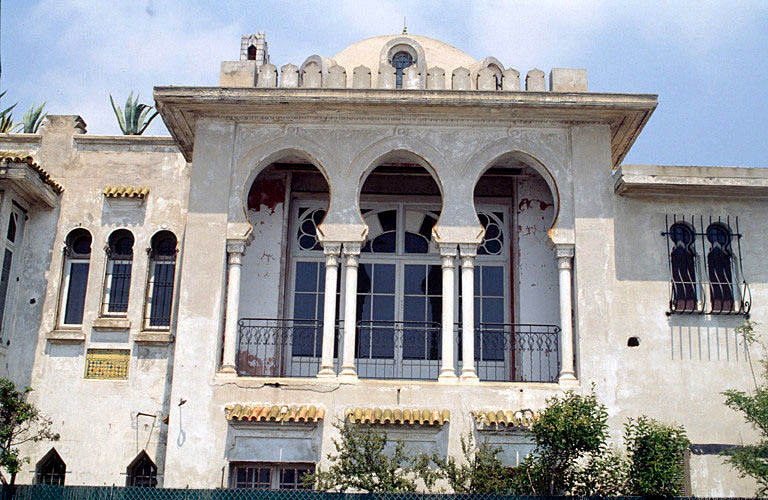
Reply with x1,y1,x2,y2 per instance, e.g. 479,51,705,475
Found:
331,34,478,88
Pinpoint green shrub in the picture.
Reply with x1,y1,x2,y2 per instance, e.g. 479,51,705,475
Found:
624,416,690,496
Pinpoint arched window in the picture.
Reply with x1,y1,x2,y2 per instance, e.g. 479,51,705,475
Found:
247,45,257,61
669,222,697,312
126,450,157,487
707,223,734,313
145,231,178,328
391,51,414,89
35,448,66,485
102,229,134,314
60,229,92,326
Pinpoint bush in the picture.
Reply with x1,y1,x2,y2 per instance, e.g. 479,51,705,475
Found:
306,421,417,492
624,416,690,496
415,433,514,493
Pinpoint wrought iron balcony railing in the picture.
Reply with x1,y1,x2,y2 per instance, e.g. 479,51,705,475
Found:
236,318,560,382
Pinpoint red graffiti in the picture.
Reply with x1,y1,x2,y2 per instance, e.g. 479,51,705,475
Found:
518,198,553,212
248,177,286,213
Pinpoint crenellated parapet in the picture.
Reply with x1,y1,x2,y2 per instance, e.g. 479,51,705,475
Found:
220,32,588,92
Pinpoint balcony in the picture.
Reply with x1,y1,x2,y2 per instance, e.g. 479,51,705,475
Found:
236,318,560,383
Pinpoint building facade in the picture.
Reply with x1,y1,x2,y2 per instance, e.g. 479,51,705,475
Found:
0,32,765,495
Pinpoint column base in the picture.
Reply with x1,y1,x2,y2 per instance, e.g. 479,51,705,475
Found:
316,368,337,378
438,371,458,383
558,372,579,388
460,371,479,383
337,368,358,383
218,365,237,375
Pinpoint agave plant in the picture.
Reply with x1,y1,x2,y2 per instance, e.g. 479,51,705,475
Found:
109,92,159,135
0,90,19,133
22,103,46,133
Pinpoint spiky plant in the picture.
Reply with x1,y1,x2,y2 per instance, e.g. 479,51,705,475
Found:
22,103,46,133
0,90,19,133
109,92,159,135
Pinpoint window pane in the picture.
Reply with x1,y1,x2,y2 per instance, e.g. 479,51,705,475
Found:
64,262,89,324
404,265,425,295
482,266,504,297
373,264,395,293
293,293,316,320
371,232,396,253
294,262,318,292
149,262,175,327
483,297,504,324
427,265,442,295
107,261,132,313
403,296,425,322
0,249,12,328
404,233,429,254
357,264,372,293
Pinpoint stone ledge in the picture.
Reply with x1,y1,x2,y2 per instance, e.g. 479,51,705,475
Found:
46,329,85,343
614,164,768,197
92,317,131,330
133,331,174,344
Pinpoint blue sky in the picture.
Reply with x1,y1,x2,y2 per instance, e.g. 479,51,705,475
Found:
3,0,767,166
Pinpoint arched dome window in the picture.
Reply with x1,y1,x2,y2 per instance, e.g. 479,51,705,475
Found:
102,229,134,314
60,228,92,326
144,231,178,328
391,51,414,88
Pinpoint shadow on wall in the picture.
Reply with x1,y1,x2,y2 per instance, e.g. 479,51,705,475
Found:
668,315,747,362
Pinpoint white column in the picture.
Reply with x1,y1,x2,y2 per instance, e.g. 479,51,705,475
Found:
220,240,246,374
317,243,341,378
459,244,479,382
338,242,361,382
556,244,577,384
438,244,457,382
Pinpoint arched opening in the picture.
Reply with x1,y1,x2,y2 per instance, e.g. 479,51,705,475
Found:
102,229,134,315
469,152,559,383
126,450,158,487
60,228,91,326
238,152,330,378
247,45,257,61
35,448,66,485
144,230,178,328
391,51,414,88
355,150,444,380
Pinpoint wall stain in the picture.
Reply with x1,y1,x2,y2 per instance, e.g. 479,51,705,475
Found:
248,177,285,213
517,198,553,213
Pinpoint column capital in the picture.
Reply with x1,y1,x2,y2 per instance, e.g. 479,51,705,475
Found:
459,243,478,259
226,238,249,256
322,242,342,256
343,241,362,256
554,243,575,259
438,243,458,258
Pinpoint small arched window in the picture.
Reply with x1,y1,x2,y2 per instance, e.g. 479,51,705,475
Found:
145,231,178,328
247,45,257,61
391,51,414,89
707,223,734,313
126,450,158,487
35,448,66,485
61,229,92,326
102,229,134,314
669,222,697,312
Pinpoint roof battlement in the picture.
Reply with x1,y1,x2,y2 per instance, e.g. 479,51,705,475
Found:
220,32,587,93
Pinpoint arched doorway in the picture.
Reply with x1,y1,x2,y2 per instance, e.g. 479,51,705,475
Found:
469,152,560,382
238,154,330,377
354,151,444,380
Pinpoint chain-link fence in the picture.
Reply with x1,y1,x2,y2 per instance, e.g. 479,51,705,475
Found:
0,485,760,500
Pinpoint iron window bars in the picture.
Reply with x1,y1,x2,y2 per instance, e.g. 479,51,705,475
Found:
663,214,750,316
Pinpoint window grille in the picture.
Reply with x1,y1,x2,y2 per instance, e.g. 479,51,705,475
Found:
229,462,313,490
391,51,414,88
663,215,750,315
126,451,158,487
102,230,134,314
61,229,92,326
35,449,66,485
144,231,178,329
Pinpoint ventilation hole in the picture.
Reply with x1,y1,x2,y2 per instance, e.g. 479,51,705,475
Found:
627,337,640,347
29,298,36,305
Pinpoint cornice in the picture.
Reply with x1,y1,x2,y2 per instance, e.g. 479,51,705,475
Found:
154,87,657,165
